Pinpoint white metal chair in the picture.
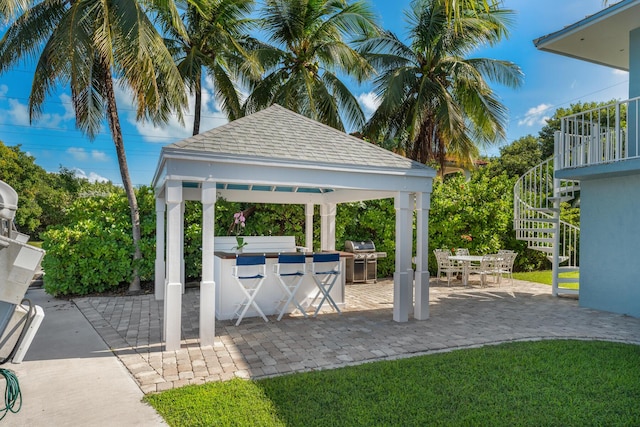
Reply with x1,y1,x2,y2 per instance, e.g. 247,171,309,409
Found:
231,254,268,326
309,253,341,316
434,250,462,286
454,248,481,276
274,253,308,321
478,254,501,287
495,252,518,286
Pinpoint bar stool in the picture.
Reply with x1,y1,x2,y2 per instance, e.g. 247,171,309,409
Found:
273,253,308,320
231,254,268,326
309,253,341,317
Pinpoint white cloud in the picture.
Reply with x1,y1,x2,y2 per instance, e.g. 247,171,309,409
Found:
518,103,552,127
612,68,628,75
73,167,110,183
67,147,109,162
115,79,228,143
357,92,380,118
6,99,30,125
0,85,7,97
58,93,76,121
0,93,75,128
67,147,89,161
90,150,109,162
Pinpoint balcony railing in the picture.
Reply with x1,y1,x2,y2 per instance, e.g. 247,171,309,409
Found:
556,97,640,170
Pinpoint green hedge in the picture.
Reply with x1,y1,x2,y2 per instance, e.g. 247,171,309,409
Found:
42,188,156,296
41,170,546,296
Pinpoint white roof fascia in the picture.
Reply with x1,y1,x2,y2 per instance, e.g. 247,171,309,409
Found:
157,152,433,193
159,147,435,178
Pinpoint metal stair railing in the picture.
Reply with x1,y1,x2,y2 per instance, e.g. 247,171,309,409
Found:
513,156,580,296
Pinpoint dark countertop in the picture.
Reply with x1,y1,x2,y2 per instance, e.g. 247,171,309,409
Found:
214,251,355,260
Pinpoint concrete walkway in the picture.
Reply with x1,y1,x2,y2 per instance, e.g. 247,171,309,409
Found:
6,288,166,426
74,278,640,394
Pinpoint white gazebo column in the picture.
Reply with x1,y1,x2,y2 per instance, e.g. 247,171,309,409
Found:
200,181,216,346
320,203,336,251
164,180,183,351
414,192,430,320
154,196,165,301
394,192,413,322
180,202,185,292
305,203,314,251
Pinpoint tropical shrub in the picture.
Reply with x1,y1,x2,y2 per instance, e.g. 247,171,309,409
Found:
42,187,156,296
429,170,545,272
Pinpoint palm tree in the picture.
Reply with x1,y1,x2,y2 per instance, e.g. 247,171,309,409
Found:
442,0,502,30
243,0,379,132
164,0,257,135
0,0,29,21
0,0,192,292
361,0,522,175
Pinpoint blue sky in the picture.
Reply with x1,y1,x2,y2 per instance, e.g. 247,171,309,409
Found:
0,0,630,186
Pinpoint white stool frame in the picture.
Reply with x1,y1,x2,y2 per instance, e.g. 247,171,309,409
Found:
309,253,341,317
232,254,268,326
273,253,308,321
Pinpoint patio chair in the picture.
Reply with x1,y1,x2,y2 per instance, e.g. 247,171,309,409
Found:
434,250,463,286
309,253,341,317
273,253,308,321
454,248,482,277
478,254,501,287
495,252,518,286
232,254,268,326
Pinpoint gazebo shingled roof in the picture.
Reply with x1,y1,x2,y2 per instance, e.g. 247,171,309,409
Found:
166,104,430,171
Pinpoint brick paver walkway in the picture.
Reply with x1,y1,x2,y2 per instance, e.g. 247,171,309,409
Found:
74,278,640,394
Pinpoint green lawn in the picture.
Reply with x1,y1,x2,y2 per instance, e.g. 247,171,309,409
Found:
513,270,579,289
145,340,640,426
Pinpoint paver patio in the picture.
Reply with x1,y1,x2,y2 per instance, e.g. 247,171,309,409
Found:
74,278,640,394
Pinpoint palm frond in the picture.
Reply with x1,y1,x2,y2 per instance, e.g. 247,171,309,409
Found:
0,0,66,74
322,71,365,130
0,0,30,22
210,61,244,121
109,0,187,124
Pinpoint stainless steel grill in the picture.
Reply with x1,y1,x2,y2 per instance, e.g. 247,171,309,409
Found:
344,240,387,284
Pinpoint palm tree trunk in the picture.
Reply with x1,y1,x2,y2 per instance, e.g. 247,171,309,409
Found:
103,66,142,293
192,68,202,136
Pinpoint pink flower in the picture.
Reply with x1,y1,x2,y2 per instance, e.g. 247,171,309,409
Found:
232,211,247,238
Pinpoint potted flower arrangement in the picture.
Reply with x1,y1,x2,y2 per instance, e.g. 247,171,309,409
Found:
232,211,248,253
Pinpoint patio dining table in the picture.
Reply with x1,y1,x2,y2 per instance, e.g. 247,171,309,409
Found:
448,255,484,286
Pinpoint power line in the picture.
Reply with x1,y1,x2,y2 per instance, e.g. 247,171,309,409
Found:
0,93,231,120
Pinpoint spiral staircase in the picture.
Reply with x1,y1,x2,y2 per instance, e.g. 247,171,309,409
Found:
513,157,580,296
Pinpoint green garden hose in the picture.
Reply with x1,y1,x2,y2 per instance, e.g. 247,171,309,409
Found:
0,368,21,420
0,298,34,419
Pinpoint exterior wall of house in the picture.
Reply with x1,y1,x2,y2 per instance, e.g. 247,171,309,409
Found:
630,27,640,98
629,27,640,158
579,172,640,317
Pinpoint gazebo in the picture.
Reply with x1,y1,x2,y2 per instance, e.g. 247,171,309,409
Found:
151,105,436,350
